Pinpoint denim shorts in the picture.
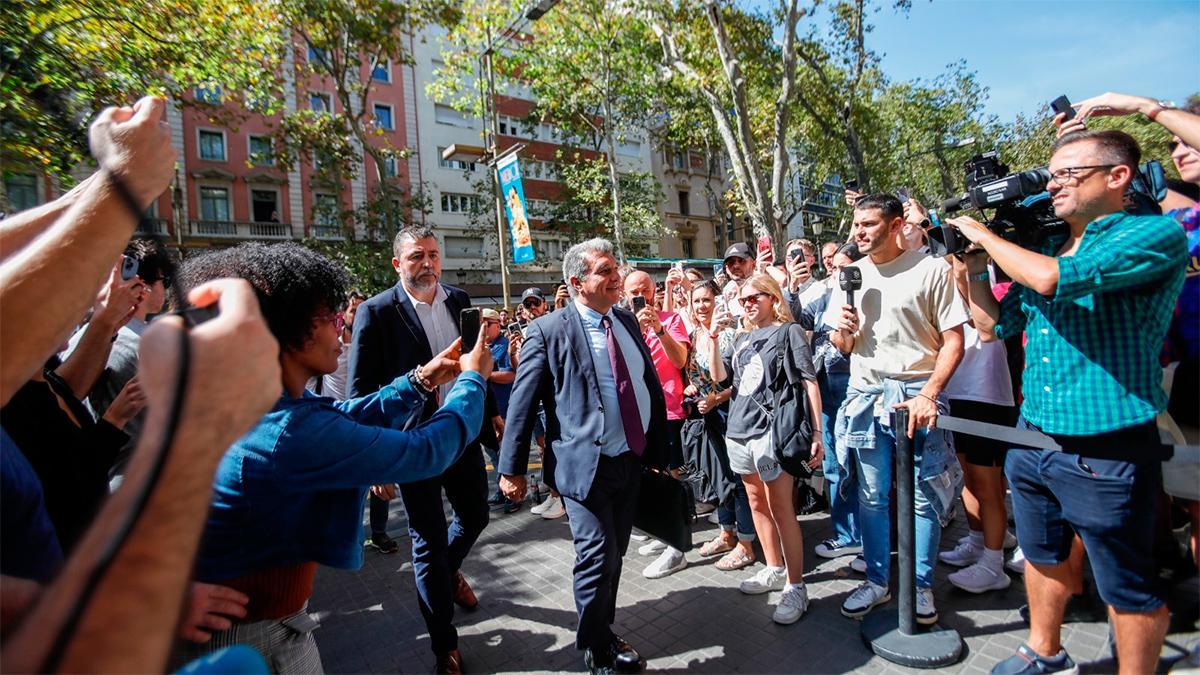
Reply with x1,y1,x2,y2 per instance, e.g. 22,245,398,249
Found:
1004,418,1165,612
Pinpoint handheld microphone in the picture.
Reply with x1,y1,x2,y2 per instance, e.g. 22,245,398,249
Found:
838,267,863,308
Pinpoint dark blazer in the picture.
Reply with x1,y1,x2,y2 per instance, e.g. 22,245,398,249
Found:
346,281,471,417
499,302,668,500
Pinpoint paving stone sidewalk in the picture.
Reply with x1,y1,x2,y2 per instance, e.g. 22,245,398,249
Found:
310,487,1200,674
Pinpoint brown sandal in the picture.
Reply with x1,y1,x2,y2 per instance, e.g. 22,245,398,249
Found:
715,548,755,571
698,535,735,558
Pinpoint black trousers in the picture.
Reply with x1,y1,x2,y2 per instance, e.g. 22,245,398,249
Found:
562,452,642,651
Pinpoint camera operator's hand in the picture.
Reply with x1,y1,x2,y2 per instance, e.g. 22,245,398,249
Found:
836,304,859,336
893,394,938,439
947,216,992,246
418,339,463,388
88,96,176,209
459,326,494,380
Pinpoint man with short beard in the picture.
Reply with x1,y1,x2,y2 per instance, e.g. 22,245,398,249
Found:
347,226,489,674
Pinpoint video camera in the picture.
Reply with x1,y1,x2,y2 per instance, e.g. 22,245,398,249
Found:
928,151,1167,257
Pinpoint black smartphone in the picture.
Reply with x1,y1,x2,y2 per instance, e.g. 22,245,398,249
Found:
845,179,859,191
120,255,139,281
897,187,911,204
787,249,803,261
460,308,481,352
1050,95,1076,121
631,296,646,313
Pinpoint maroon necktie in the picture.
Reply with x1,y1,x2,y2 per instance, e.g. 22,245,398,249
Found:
601,316,646,456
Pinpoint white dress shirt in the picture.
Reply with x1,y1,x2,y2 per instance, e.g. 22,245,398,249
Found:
404,283,459,402
575,300,650,456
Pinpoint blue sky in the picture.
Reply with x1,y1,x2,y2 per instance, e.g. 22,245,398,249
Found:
861,0,1200,123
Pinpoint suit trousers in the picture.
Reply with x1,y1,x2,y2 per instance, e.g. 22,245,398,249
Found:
398,443,489,654
563,452,642,651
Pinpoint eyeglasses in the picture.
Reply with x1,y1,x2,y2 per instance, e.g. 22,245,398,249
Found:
323,311,345,332
738,292,769,307
1048,165,1116,185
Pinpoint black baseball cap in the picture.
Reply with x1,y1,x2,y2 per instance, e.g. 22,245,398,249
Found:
521,287,545,303
723,243,752,263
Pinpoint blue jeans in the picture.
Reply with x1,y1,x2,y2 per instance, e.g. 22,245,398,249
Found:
853,419,940,589
716,480,757,540
820,370,858,546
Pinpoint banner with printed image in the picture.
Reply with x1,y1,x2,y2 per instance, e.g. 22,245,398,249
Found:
496,154,535,264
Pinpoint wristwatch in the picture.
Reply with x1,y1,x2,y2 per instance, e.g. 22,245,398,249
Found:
655,328,666,337
1146,100,1175,122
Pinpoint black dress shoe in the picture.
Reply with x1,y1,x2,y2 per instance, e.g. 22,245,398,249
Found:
584,637,643,674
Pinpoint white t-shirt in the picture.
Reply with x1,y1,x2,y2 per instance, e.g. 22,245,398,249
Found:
823,249,968,390
944,322,1015,407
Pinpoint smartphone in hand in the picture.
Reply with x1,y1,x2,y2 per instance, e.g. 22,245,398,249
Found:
631,295,647,313
460,308,481,352
1050,95,1076,121
897,187,910,204
756,235,774,265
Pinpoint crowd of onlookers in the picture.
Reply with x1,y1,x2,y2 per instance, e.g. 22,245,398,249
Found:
0,92,1196,675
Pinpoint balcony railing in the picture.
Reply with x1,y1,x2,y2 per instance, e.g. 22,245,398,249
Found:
136,218,169,236
188,220,293,240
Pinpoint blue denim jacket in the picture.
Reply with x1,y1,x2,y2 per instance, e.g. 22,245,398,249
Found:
834,378,963,524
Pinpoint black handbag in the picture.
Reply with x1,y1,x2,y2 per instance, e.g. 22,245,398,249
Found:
633,466,695,552
769,325,816,479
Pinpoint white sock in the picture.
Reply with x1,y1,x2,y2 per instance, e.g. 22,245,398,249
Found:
967,530,984,548
768,565,786,574
784,581,805,592
979,547,1003,571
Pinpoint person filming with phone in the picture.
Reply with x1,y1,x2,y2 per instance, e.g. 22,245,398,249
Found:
948,128,1187,675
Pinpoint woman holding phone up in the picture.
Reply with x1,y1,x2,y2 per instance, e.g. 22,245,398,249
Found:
713,274,823,625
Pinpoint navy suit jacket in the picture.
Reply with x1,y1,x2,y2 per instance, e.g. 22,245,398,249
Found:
346,281,471,420
498,302,668,500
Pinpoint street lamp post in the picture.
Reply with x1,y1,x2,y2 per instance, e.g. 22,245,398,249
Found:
479,0,559,310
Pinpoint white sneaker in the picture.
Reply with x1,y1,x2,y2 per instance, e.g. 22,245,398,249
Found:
638,539,667,556
772,584,809,624
630,532,648,541
938,539,981,567
949,561,1012,593
540,496,566,519
841,580,890,618
643,547,687,579
740,565,787,595
530,497,551,516
1003,529,1018,550
916,588,938,625
849,555,867,574
707,511,720,525
814,537,863,559
1006,546,1026,575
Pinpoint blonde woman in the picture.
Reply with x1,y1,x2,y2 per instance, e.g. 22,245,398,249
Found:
712,274,824,624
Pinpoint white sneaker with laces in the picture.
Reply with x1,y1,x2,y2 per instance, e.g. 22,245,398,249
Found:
530,497,551,516
814,537,863,559
772,584,809,624
642,547,687,579
850,555,867,574
740,565,787,595
540,495,566,519
638,539,667,556
841,580,890,618
916,588,938,625
938,538,981,567
1006,546,1027,575
949,561,1012,593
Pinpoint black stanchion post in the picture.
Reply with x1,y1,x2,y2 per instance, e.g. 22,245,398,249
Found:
860,407,963,668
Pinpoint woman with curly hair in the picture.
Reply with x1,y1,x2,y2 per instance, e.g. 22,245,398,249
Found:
172,243,492,672
712,274,823,625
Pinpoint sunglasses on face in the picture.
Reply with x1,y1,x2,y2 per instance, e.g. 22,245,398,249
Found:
738,292,769,306
522,298,543,309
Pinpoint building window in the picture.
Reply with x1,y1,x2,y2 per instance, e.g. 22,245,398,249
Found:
198,130,226,161
497,114,528,138
310,92,332,113
373,103,394,130
372,59,391,82
440,193,478,214
5,173,39,212
443,236,484,258
617,139,642,157
251,189,279,222
526,159,557,181
681,237,694,258
380,156,397,178
672,149,686,171
248,135,274,166
437,147,477,172
199,187,230,221
195,84,223,104
678,190,689,216
313,193,339,226
434,104,473,128
307,46,329,68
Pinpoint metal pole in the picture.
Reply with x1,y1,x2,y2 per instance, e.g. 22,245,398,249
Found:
893,407,916,636
483,35,512,311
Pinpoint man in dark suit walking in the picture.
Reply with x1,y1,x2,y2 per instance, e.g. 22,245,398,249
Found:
347,225,488,674
499,237,667,674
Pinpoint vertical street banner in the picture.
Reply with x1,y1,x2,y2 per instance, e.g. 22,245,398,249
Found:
496,154,535,264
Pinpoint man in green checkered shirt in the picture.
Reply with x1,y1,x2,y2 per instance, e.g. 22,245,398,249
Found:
950,129,1186,675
